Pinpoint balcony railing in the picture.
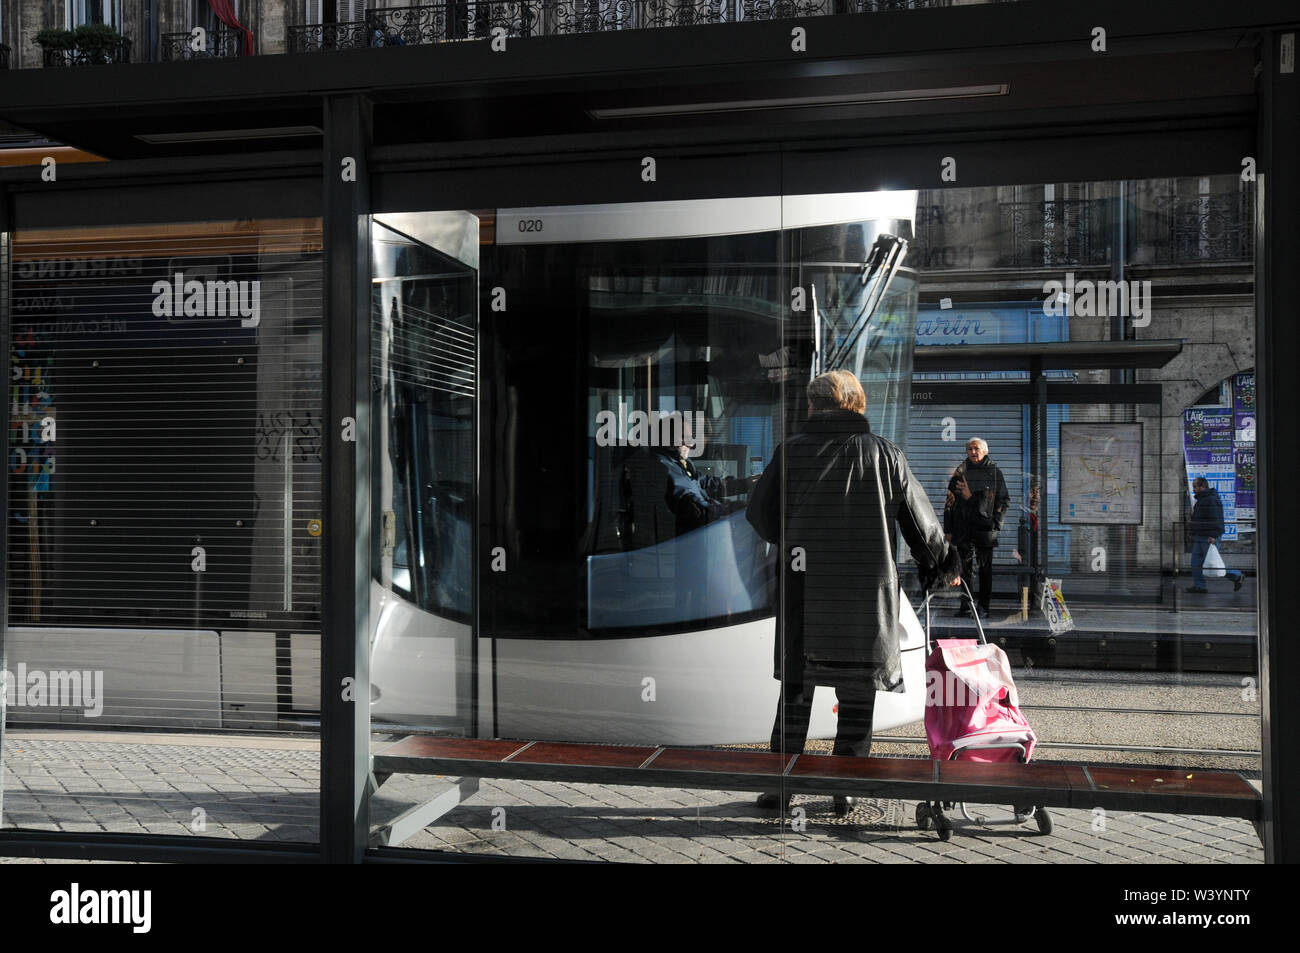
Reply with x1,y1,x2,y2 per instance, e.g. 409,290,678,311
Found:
41,37,132,67
160,27,243,61
288,19,375,53
1142,186,1254,264
288,0,955,51
998,198,1110,269
912,187,1256,272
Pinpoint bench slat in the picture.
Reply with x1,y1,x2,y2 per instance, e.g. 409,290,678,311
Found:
370,738,1261,822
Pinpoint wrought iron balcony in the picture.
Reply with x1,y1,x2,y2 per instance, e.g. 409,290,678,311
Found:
912,187,1255,272
288,19,375,53
41,37,132,67
998,198,1110,269
1142,185,1254,264
160,27,243,61
287,0,955,51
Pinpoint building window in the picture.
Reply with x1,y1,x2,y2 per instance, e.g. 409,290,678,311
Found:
307,1,365,25
65,1,121,29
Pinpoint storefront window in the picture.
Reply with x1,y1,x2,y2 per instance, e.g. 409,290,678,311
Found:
2,217,324,843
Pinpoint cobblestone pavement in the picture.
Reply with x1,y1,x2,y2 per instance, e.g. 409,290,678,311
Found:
0,731,1262,864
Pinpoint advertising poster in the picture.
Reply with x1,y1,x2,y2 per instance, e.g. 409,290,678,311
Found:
1235,448,1256,521
1233,372,1256,446
1183,407,1237,540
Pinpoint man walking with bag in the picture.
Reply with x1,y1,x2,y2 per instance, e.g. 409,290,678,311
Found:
1186,476,1244,593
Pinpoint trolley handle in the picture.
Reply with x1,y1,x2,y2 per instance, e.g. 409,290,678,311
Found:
920,578,988,653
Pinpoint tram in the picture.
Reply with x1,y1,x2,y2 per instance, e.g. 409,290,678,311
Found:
368,192,927,744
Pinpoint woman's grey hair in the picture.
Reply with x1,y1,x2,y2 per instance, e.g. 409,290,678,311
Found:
966,437,988,453
807,370,866,415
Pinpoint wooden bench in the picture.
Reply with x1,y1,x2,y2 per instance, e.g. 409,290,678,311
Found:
370,736,1261,841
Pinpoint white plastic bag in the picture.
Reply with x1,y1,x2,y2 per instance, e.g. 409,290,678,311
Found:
1203,544,1227,578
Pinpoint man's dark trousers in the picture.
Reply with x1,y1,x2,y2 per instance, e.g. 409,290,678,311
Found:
770,662,877,757
958,541,994,613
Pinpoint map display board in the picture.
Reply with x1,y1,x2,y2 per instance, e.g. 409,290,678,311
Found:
1059,423,1143,525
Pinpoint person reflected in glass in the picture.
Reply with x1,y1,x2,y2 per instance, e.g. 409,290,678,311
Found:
1013,481,1041,573
944,437,1009,620
746,370,960,815
651,439,753,535
1186,476,1244,593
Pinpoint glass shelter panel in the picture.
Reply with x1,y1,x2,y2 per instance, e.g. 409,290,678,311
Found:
364,174,1261,862
2,218,324,844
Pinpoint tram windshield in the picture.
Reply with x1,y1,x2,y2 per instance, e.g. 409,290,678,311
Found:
372,194,920,644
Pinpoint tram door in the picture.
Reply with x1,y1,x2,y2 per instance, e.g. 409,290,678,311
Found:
370,213,479,733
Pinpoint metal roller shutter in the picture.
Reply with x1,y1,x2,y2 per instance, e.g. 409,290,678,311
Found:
904,404,1025,563
6,220,323,730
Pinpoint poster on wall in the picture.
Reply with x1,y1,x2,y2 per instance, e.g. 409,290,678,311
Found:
1059,422,1143,524
1233,372,1256,445
1235,448,1256,521
1183,407,1237,541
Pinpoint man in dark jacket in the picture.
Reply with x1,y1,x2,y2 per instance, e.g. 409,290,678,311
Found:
746,370,960,814
944,438,1010,618
1187,477,1244,592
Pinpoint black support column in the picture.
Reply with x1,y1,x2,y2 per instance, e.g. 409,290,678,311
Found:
0,183,10,826
1257,28,1299,864
321,94,373,863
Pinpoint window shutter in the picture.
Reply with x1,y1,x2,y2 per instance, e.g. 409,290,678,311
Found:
337,0,366,22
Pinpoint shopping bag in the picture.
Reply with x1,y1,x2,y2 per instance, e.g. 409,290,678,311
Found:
1203,544,1227,578
1039,577,1075,634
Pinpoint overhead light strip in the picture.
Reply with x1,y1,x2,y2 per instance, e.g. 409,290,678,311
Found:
589,84,1008,119
136,126,323,144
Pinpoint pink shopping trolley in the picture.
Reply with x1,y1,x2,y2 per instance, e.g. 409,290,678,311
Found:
914,581,1051,840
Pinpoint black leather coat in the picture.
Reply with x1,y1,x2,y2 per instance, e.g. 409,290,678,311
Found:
746,410,958,691
944,456,1010,548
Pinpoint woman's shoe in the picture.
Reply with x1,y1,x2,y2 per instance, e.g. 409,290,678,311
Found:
755,792,791,811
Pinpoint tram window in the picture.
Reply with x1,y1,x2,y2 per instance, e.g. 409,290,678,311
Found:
373,226,475,622
480,233,784,638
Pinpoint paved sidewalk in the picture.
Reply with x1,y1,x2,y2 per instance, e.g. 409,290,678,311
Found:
0,731,1262,864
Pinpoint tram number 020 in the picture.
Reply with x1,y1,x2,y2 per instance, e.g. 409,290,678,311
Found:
517,219,544,233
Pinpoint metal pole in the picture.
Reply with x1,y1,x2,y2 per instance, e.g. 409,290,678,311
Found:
0,185,10,825
320,93,373,863
1033,357,1048,588
1257,28,1300,865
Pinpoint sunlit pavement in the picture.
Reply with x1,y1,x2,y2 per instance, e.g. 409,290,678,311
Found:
1,722,1261,864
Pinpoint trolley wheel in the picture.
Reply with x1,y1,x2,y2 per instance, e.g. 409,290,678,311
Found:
1035,807,1053,836
915,803,933,831
935,815,953,841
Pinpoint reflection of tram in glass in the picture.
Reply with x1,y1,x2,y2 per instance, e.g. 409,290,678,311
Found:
369,193,927,745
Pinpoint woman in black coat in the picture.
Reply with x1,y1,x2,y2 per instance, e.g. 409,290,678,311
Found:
746,370,960,811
